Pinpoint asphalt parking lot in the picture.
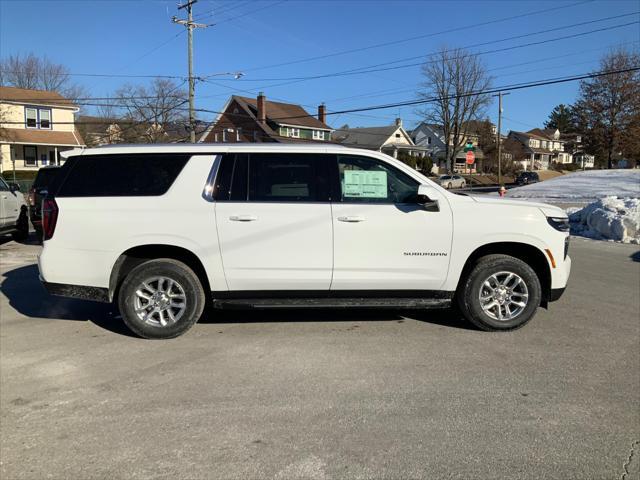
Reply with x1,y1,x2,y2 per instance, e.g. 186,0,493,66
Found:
1,236,638,480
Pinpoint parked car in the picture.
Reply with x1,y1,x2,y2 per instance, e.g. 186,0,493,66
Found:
39,145,571,339
0,177,28,241
28,166,62,239
516,171,540,185
438,174,466,189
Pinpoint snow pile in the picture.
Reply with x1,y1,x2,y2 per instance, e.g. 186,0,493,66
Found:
508,170,640,203
567,197,640,244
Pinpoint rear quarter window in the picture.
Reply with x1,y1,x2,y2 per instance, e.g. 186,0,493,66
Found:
55,153,191,197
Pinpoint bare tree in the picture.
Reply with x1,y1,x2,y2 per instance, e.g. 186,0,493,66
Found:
0,53,87,101
574,48,640,168
417,47,493,173
114,78,188,143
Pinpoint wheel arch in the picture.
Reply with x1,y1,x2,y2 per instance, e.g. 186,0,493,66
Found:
455,242,552,308
108,244,211,303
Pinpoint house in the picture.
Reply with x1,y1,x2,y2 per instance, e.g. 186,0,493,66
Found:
332,118,429,159
561,132,595,169
411,121,492,173
79,115,190,146
199,93,332,143
0,86,85,173
78,115,124,147
508,128,571,171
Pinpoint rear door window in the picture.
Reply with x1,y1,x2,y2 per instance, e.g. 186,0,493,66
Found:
55,154,191,197
215,153,331,202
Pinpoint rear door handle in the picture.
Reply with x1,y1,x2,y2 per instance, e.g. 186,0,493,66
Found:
337,215,365,223
229,215,258,222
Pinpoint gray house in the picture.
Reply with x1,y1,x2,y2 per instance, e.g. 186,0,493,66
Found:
411,122,489,173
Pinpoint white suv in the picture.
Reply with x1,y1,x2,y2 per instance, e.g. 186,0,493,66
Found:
38,144,571,339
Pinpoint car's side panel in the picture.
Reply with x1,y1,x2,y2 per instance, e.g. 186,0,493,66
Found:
442,197,571,292
39,155,225,291
215,202,333,290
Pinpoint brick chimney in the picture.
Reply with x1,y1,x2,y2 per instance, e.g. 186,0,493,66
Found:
318,103,326,124
257,92,266,124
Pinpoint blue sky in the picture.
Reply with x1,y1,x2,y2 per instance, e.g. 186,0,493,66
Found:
1,0,639,133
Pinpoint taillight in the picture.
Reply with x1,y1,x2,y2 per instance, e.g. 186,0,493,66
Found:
42,197,59,241
28,189,36,207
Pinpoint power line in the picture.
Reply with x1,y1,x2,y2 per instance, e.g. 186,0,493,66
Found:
213,0,287,25
228,16,639,90
193,67,639,122
239,0,596,73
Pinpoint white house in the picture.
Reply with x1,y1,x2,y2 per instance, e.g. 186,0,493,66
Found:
0,86,85,173
332,118,429,159
508,128,572,171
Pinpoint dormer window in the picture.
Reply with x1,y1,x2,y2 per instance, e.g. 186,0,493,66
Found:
25,108,37,128
40,109,51,129
25,107,52,129
287,127,300,138
312,130,325,140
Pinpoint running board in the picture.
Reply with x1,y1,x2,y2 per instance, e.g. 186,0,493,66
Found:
212,297,452,310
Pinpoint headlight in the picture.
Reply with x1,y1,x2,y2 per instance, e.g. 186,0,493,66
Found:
547,216,570,232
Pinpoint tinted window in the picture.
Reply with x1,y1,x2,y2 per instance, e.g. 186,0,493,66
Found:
336,155,419,203
214,153,248,201
33,167,61,189
56,154,190,197
0,178,9,191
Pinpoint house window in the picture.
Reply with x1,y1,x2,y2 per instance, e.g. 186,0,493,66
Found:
25,108,38,128
427,136,432,145
287,128,300,138
25,107,52,129
24,146,37,166
39,109,51,129
312,130,325,140
236,128,242,142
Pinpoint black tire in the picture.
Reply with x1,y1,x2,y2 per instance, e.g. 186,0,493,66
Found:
117,258,205,339
457,254,541,331
11,208,29,242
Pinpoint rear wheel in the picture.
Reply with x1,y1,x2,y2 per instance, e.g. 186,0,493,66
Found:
118,259,205,339
457,254,541,331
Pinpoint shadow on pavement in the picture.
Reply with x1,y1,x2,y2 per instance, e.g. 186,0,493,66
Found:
631,251,640,263
1,263,476,337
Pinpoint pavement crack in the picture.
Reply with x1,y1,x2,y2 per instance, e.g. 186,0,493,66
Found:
621,439,639,480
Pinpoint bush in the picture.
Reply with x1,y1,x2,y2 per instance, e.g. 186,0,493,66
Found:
1,170,38,181
397,152,433,173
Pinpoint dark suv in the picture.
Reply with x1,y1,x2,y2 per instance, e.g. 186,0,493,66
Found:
28,166,61,238
515,171,540,185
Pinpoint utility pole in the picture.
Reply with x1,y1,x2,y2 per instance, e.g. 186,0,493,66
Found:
173,0,208,143
493,91,510,185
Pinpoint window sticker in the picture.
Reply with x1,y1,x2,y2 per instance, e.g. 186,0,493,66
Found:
343,170,387,198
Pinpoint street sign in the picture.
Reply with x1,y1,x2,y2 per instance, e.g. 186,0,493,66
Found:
466,151,475,164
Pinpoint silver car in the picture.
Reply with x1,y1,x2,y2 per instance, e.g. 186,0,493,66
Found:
438,175,466,189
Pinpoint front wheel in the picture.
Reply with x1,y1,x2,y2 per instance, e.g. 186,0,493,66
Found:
457,254,541,331
118,259,206,339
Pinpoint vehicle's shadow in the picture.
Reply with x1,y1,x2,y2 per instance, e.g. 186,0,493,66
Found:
631,251,640,263
1,263,476,337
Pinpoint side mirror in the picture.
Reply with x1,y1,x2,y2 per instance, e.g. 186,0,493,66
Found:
417,184,440,212
8,182,20,193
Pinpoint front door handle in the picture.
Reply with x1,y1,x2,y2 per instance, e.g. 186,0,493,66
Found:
337,215,365,223
229,215,258,222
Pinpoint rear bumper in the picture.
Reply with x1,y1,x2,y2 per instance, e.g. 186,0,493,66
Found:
41,280,110,303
